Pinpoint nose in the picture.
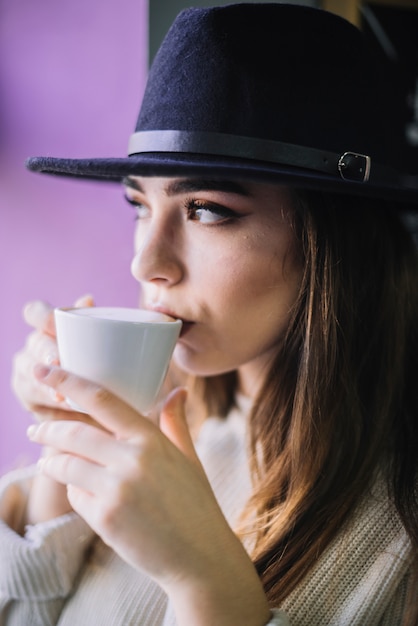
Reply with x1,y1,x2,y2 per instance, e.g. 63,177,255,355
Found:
130,217,184,287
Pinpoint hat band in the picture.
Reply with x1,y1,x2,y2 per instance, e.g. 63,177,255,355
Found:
128,130,372,183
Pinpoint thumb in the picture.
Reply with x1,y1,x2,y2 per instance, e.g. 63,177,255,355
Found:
160,388,202,469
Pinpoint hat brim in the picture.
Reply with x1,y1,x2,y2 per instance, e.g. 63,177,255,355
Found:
26,153,418,204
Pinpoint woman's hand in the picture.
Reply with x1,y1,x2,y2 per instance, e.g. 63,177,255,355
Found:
11,295,94,414
28,365,271,626
11,295,95,526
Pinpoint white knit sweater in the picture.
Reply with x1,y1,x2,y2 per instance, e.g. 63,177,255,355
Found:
0,400,414,625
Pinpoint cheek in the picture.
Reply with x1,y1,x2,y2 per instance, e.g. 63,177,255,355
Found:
224,244,302,332
193,251,247,307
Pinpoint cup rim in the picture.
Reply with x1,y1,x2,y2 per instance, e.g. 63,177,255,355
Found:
54,306,182,326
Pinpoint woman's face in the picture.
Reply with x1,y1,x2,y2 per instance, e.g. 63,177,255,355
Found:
126,176,303,394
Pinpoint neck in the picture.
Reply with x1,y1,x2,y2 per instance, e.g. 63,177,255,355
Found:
237,355,271,399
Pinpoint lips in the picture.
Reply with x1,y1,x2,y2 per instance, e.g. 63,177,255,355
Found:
145,303,194,337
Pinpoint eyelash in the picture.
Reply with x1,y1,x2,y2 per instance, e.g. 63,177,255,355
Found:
124,195,148,221
185,198,237,224
124,195,238,224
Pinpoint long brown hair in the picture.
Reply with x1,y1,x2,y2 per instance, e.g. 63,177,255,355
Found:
188,190,418,624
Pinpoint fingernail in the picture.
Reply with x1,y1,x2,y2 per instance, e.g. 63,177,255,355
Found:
34,363,52,379
49,387,65,403
37,457,47,470
46,353,59,366
24,301,40,314
27,424,38,439
23,300,49,318
75,294,94,307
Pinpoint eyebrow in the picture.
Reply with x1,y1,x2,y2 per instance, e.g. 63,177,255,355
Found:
122,176,251,197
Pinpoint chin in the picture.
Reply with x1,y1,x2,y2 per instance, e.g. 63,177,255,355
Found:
172,345,234,378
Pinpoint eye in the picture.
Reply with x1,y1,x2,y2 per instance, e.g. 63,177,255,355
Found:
124,194,150,220
186,199,237,224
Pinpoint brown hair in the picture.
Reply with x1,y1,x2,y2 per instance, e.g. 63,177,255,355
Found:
187,190,418,624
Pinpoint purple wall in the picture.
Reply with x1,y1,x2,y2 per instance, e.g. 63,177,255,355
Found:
0,0,148,473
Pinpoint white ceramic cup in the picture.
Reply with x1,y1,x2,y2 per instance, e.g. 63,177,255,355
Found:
54,307,182,414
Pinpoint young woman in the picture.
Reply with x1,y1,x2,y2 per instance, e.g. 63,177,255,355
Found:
1,4,417,625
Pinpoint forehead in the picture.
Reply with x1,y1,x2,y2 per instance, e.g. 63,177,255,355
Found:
123,176,252,196
122,176,292,202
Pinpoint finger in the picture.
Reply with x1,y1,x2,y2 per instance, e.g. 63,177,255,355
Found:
160,388,192,455
65,486,108,542
23,298,94,393
23,301,56,336
28,419,120,466
15,331,63,405
160,388,207,475
11,349,64,412
26,331,60,364
37,452,109,495
23,295,94,337
33,365,153,439
32,405,104,424
66,484,94,516
73,294,95,308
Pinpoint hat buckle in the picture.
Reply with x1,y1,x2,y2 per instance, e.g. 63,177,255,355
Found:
338,152,371,182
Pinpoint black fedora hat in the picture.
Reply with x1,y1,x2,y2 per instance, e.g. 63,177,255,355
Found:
26,3,418,203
